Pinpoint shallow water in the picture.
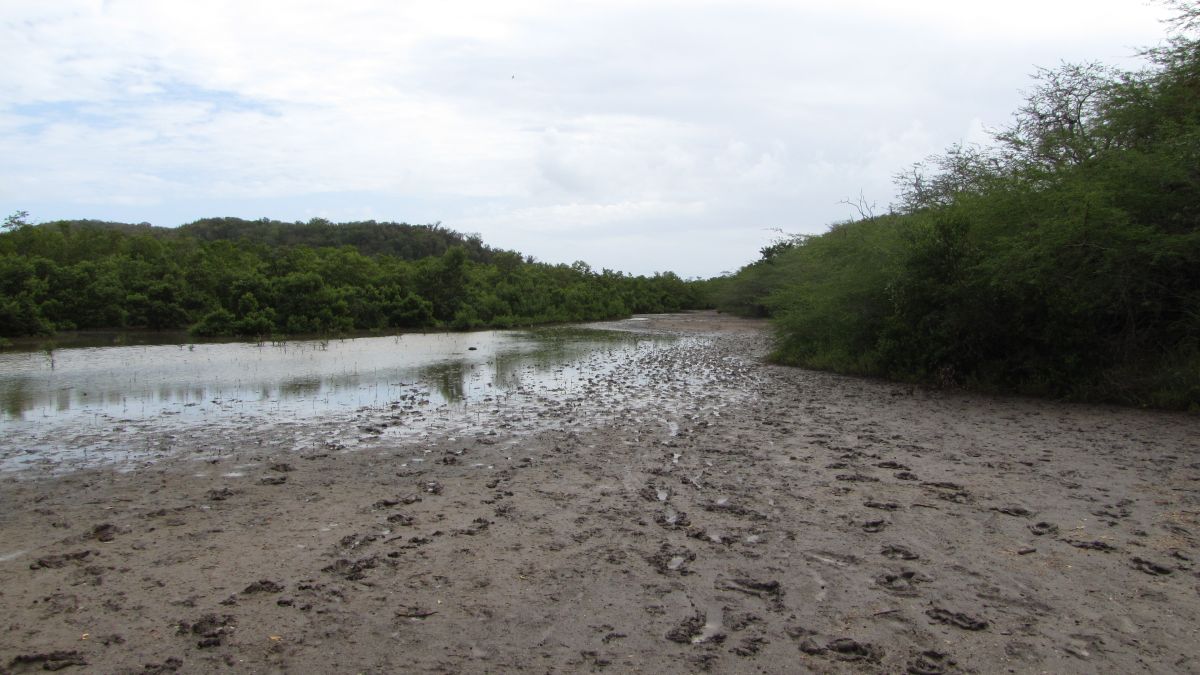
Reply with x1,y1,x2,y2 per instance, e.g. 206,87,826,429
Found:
0,326,667,424
0,324,683,470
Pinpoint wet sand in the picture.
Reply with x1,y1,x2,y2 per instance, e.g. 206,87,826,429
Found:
1,311,1198,674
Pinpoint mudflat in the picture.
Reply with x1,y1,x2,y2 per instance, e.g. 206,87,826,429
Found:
1,311,1198,674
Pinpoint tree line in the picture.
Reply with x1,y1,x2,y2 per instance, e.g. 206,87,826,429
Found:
0,216,705,338
710,4,1200,409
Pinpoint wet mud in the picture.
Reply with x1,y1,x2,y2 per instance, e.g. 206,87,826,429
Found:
1,311,1199,673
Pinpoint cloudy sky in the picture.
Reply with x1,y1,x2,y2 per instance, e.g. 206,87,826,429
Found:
0,1,1175,277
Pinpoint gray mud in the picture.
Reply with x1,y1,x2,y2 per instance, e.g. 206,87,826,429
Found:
1,311,1199,673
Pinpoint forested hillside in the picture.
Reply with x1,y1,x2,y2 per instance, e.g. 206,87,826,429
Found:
0,216,703,338
711,6,1200,409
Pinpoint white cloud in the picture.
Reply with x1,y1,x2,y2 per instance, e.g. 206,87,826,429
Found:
0,0,1176,275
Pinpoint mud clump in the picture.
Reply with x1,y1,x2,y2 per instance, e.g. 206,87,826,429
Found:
30,550,97,570
8,650,88,671
926,608,988,631
242,580,285,594
178,614,234,649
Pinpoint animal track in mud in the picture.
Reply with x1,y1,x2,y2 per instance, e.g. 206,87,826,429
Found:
730,635,768,656
7,651,88,671
177,613,235,649
925,608,988,631
836,473,879,483
322,555,380,581
648,545,696,575
716,577,785,610
991,506,1035,518
907,649,956,674
1064,539,1117,552
881,544,920,560
703,499,767,521
922,482,973,504
875,568,933,596
242,580,285,594
800,637,884,662
1028,522,1059,536
655,510,691,529
1130,557,1173,575
665,611,718,644
29,550,97,570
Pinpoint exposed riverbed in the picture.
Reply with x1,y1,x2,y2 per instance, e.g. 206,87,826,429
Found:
1,311,1198,673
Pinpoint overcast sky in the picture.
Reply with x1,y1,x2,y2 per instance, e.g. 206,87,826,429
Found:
0,1,1175,277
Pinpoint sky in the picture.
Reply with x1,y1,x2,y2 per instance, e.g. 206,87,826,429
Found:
0,0,1177,278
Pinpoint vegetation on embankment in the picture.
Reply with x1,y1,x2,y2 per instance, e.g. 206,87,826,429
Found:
0,216,706,338
711,5,1200,409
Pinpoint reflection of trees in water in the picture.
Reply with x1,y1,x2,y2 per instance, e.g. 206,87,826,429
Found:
422,362,466,402
0,377,33,420
281,377,322,397
156,384,208,404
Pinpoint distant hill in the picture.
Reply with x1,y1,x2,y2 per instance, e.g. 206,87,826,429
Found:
37,217,499,262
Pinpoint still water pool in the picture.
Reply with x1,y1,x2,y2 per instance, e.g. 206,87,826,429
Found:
0,326,667,426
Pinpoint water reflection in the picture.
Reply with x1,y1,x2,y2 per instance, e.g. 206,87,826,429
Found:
0,327,670,428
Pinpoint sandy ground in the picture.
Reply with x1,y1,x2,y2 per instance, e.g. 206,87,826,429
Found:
1,311,1199,674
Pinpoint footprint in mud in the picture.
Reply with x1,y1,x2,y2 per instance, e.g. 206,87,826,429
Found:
1064,539,1118,552
665,611,721,644
648,545,696,575
394,606,437,620
206,487,239,501
836,473,880,483
802,638,884,663
862,519,889,533
140,657,184,674
922,482,972,504
178,613,235,649
991,506,1035,518
1028,522,1059,537
85,522,121,542
881,544,919,560
322,555,380,581
875,568,933,596
242,580,285,594
907,649,956,674
716,577,785,610
1130,556,1173,576
926,608,988,631
730,635,768,657
655,509,691,529
1092,499,1133,521
29,550,98,570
